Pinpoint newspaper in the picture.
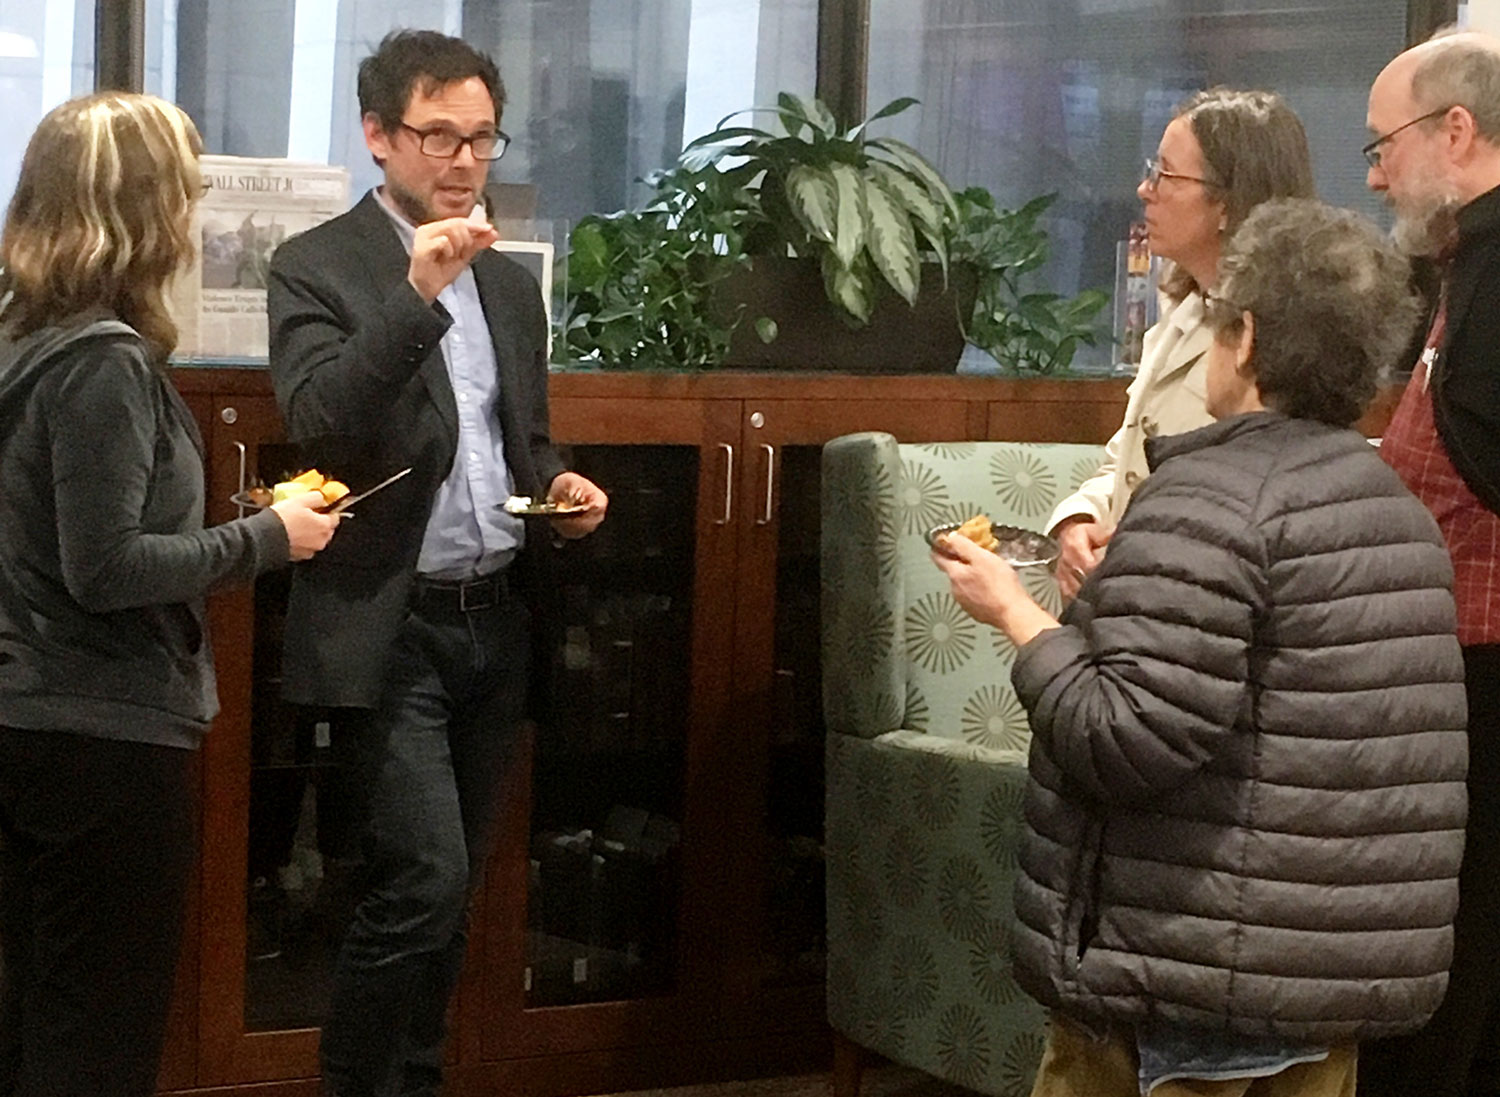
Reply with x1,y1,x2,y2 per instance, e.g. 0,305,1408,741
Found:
171,155,349,362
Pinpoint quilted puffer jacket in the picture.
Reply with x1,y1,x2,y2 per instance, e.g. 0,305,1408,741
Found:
1010,412,1468,1044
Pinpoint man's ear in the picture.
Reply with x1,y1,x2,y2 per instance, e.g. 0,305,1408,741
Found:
1446,103,1481,163
362,113,391,162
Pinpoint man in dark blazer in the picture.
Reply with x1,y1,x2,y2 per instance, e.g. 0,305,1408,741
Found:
266,28,605,1097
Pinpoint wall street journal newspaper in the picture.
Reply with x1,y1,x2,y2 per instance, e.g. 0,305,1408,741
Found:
171,155,349,361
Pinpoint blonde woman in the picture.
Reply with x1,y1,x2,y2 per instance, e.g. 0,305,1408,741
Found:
0,93,338,1096
1050,88,1315,597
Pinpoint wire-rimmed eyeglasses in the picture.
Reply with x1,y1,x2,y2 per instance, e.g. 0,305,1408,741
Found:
1142,157,1216,192
1362,106,1453,168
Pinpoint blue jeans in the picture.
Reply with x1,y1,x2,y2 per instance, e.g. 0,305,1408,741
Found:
320,582,528,1097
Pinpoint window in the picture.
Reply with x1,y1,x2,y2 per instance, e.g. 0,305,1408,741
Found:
0,1,96,216
866,0,1408,356
144,0,817,227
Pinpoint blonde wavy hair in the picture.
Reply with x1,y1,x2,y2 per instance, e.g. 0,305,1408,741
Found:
0,92,203,362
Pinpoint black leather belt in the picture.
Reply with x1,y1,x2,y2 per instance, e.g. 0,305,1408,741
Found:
412,569,510,613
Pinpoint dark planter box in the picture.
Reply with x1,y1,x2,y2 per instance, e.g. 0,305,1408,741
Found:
717,256,976,373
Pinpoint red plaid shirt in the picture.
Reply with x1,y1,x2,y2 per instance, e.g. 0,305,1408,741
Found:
1381,294,1500,644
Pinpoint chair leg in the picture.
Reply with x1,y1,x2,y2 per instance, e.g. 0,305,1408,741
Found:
832,1031,866,1097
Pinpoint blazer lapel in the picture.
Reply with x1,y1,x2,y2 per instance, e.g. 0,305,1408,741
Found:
470,252,539,494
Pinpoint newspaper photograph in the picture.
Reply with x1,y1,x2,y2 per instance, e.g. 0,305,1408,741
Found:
172,154,348,361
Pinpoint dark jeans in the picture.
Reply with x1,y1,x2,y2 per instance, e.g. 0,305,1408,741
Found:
1360,644,1500,1097
0,726,194,1097
320,582,528,1097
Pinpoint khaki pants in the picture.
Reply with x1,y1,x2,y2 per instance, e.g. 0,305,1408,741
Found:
1031,1014,1357,1097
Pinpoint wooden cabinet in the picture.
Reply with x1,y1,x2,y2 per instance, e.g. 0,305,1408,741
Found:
159,366,1201,1095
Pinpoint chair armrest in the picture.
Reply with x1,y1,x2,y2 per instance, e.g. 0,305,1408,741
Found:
822,432,906,738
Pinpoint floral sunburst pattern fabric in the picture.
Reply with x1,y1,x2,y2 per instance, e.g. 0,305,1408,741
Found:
906,593,977,676
897,459,952,535
988,448,1058,519
960,684,1030,752
935,1003,994,1089
822,433,1104,1097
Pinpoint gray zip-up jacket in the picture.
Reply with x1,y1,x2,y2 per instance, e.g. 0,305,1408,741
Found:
0,317,288,748
1011,412,1468,1043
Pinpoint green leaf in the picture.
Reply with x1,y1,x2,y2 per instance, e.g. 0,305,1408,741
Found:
568,220,612,286
863,175,920,306
777,92,838,137
849,96,920,139
869,161,943,236
1016,193,1058,219
828,162,867,268
821,250,872,325
868,137,960,222
785,164,838,245
755,316,779,344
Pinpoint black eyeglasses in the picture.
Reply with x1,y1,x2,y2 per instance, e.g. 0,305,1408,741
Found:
398,121,509,161
1142,157,1215,192
1362,106,1453,168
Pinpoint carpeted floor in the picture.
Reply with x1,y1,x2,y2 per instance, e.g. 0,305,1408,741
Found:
592,1065,977,1097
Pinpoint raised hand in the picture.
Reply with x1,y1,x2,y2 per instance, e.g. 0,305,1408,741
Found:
407,215,499,302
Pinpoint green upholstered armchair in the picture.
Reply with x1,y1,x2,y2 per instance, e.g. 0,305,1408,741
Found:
820,432,1105,1097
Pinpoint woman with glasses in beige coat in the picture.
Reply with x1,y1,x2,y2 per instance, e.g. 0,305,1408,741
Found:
1050,88,1314,597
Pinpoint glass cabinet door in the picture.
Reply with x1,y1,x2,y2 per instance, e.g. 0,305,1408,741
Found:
479,391,745,1060
239,442,357,1036
522,442,699,1008
201,393,322,1084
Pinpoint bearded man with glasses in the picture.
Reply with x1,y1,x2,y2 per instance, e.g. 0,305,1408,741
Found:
1358,29,1500,1097
266,28,607,1097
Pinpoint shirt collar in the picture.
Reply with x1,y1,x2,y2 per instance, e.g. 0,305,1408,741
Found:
373,187,418,252
372,186,489,250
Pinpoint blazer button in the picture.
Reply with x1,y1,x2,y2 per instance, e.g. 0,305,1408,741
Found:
1141,416,1158,438
1125,471,1141,488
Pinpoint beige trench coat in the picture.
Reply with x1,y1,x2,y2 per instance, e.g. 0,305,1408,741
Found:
1047,293,1216,535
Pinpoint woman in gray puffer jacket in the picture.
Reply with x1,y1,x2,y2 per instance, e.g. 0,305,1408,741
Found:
933,199,1468,1097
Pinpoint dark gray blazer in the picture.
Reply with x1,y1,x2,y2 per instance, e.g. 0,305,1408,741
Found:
266,192,565,707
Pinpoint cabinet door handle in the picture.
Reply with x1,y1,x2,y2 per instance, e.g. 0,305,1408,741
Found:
232,440,248,518
756,444,775,526
715,443,734,525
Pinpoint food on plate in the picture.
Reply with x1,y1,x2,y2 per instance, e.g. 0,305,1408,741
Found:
319,480,350,506
271,469,340,506
502,494,589,515
954,514,999,552
245,483,274,508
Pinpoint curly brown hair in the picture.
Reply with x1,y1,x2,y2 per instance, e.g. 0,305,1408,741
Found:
1204,199,1419,428
0,92,203,362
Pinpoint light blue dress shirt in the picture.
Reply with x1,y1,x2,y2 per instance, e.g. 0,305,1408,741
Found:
376,190,524,579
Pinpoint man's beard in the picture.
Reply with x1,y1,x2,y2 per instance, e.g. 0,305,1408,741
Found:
1390,178,1463,258
385,179,436,226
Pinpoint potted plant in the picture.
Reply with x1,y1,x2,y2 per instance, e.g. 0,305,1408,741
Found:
953,189,1111,374
558,93,1109,374
559,161,753,370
